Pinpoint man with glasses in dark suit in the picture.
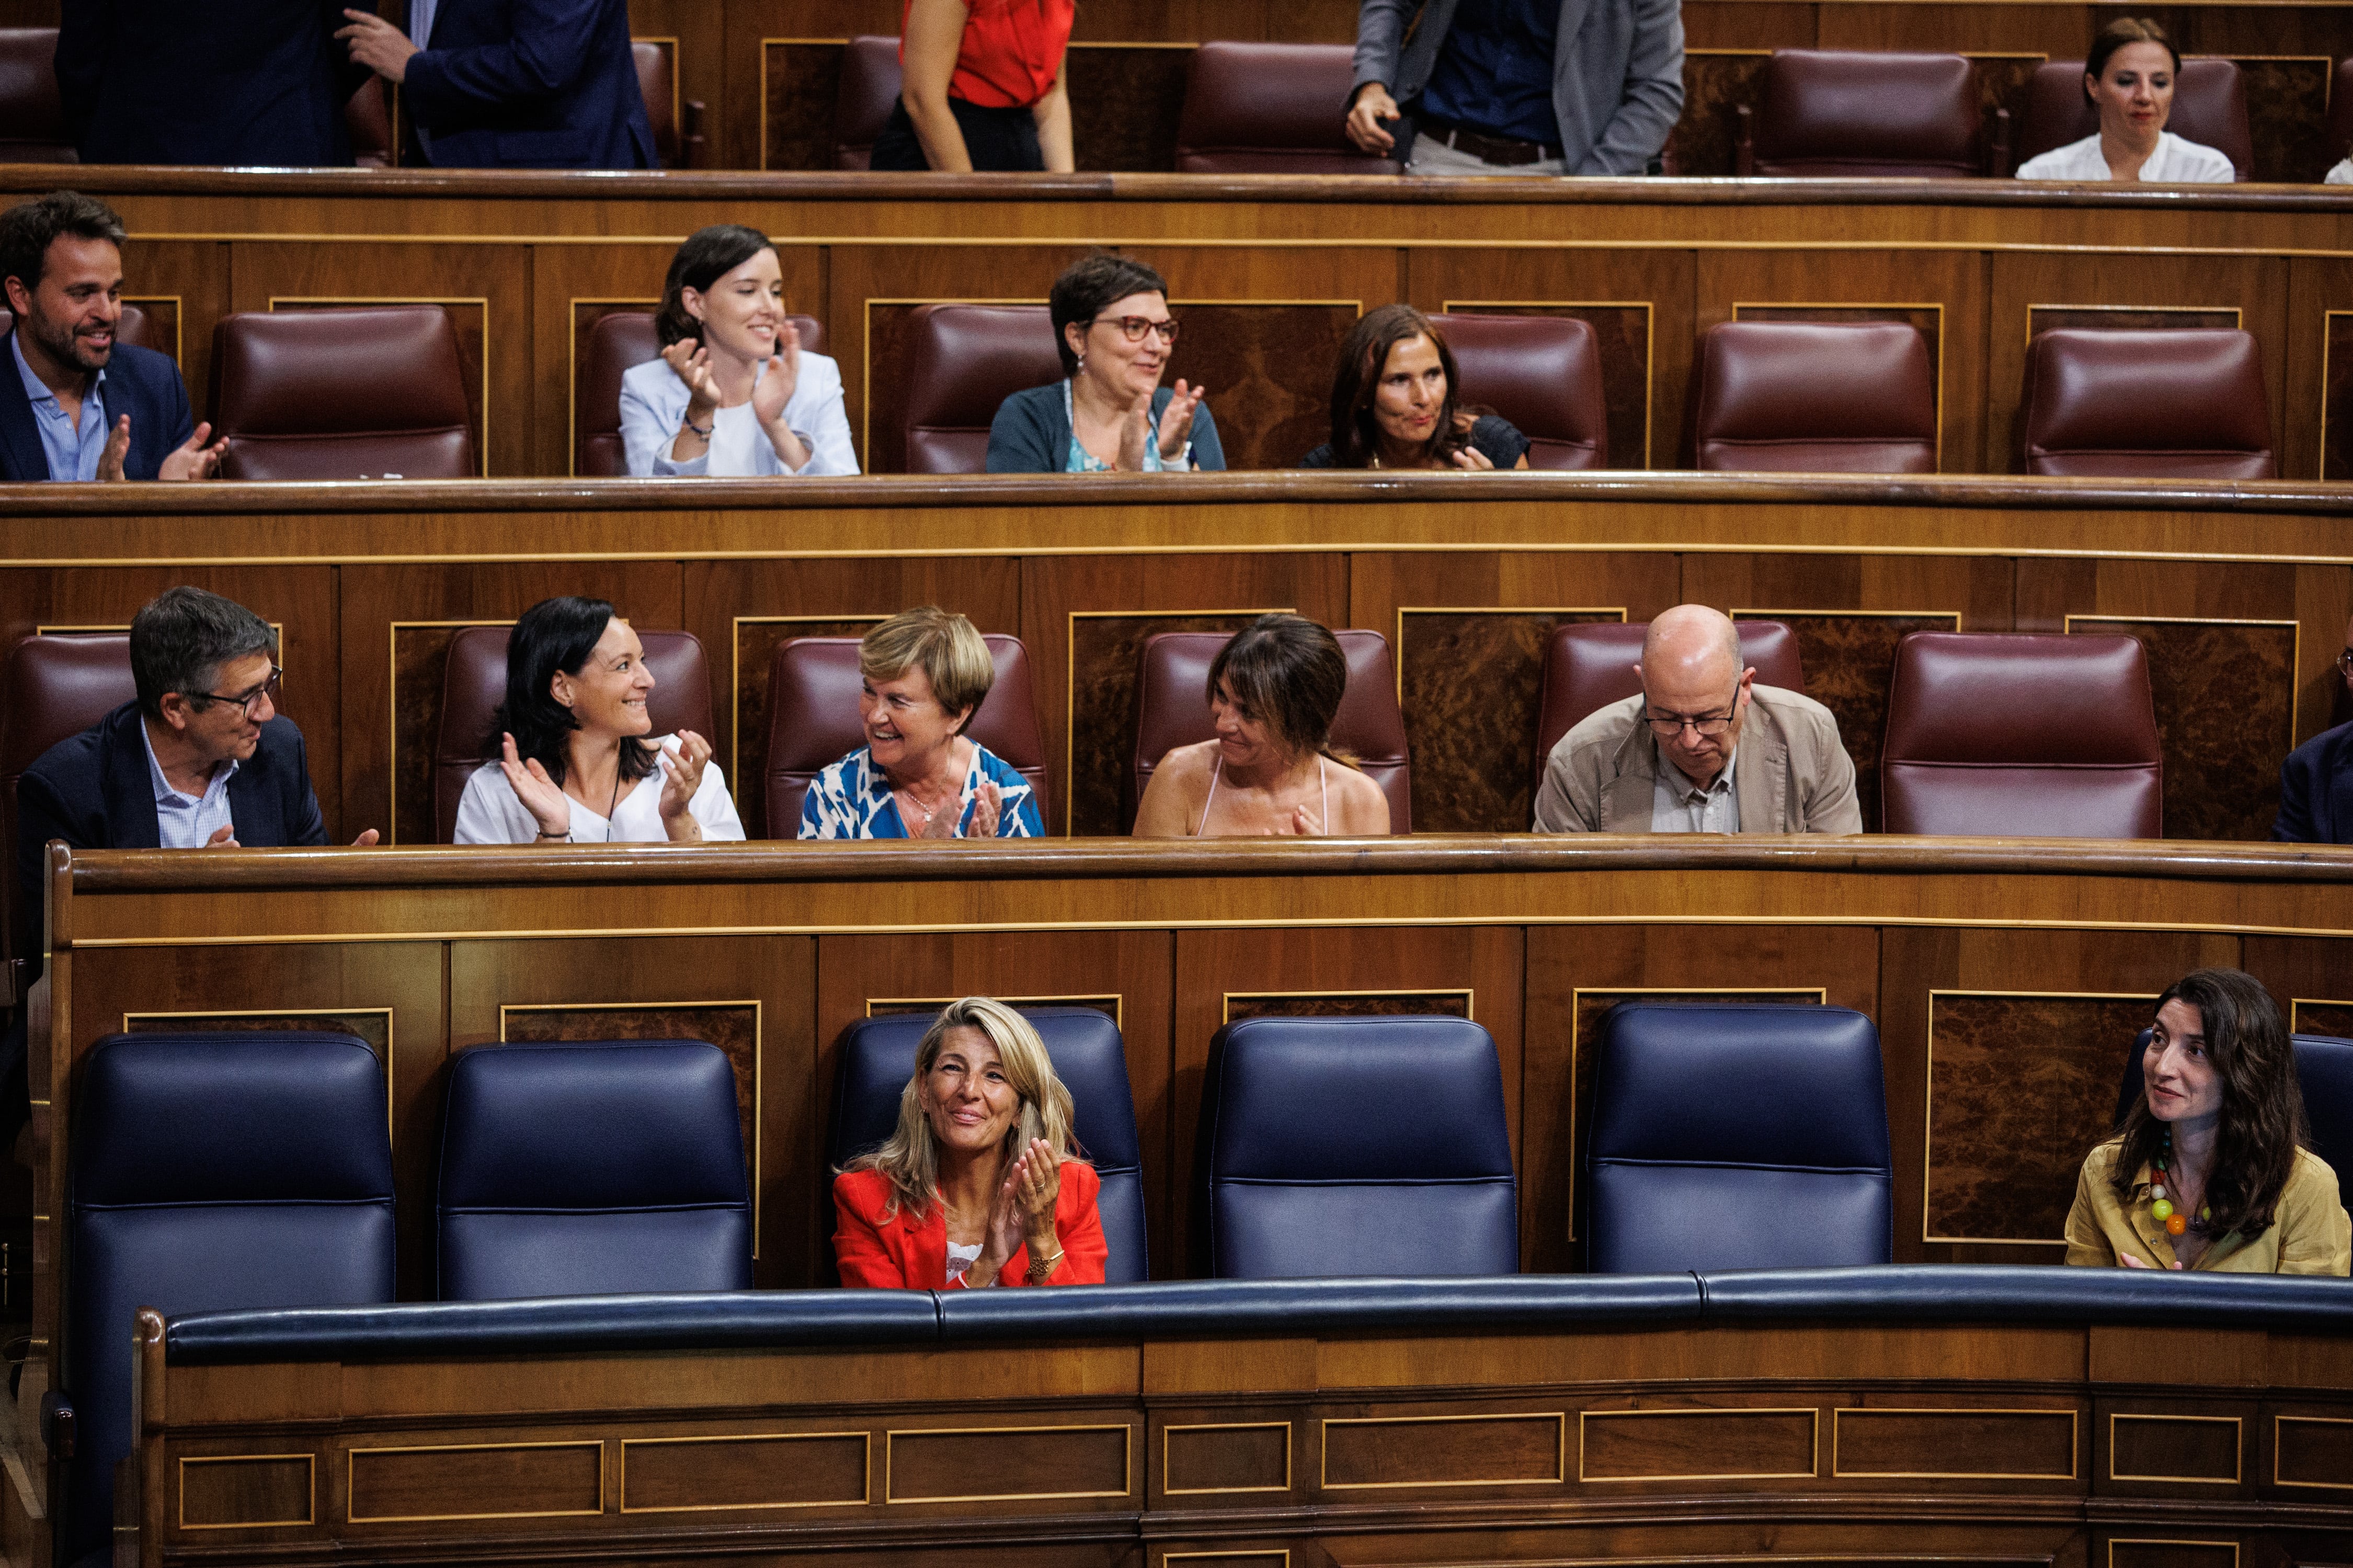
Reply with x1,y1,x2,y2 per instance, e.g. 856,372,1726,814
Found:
2274,618,2353,843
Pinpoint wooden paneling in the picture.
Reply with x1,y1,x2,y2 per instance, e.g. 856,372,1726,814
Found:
1322,1411,1563,1489
347,1440,603,1521
175,1454,313,1529
1832,1406,2076,1479
620,1432,870,1512
885,1422,1133,1503
1580,1406,1817,1481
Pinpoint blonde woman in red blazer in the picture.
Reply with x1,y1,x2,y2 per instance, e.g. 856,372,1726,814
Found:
833,997,1106,1290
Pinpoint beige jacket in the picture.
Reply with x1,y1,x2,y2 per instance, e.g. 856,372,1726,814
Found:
2064,1140,2351,1275
1532,686,1863,834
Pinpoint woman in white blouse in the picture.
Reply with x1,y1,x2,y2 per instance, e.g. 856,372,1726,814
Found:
453,597,746,845
618,224,859,478
2015,19,2234,184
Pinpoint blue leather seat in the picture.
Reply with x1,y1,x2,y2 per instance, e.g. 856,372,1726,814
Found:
1586,1003,1892,1273
828,1007,1147,1281
1197,1015,1518,1279
62,1032,395,1565
436,1040,751,1300
2114,1028,2353,1215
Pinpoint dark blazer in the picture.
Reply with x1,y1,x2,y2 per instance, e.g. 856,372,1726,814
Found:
986,382,1228,473
0,334,196,483
16,703,327,987
2274,720,2353,844
401,0,655,168
57,0,362,165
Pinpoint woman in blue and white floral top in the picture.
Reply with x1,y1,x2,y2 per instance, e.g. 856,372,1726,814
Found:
799,608,1043,840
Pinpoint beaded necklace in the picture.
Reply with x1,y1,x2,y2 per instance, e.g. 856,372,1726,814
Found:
2151,1126,2211,1240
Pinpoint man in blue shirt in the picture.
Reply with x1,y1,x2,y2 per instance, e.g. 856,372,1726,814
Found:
1345,0,1683,176
0,192,224,483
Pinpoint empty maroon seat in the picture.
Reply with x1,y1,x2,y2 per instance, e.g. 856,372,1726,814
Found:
901,303,1061,474
833,36,903,170
2021,328,2274,479
1740,50,1990,177
1428,313,1608,470
1174,43,1400,175
0,29,72,162
210,306,475,480
1530,620,1803,796
1,634,133,997
575,309,828,477
2014,58,2251,180
1130,630,1409,832
1880,631,2161,838
1694,321,1937,473
432,625,717,843
763,636,1050,834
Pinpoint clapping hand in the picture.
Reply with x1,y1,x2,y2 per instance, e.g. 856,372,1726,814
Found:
1288,800,1324,837
660,340,723,428
202,823,241,850
159,421,226,480
977,1137,1063,1280
1117,388,1153,472
498,731,572,840
964,780,1002,838
1157,380,1205,464
750,320,802,430
657,731,711,839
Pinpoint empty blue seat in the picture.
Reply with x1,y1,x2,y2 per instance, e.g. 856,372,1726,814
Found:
1198,1015,1517,1279
829,1006,1147,1281
436,1039,750,1300
2115,1027,2353,1216
1586,1003,1892,1273
62,1032,395,1564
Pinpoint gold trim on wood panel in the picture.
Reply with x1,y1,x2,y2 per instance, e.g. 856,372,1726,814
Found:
1924,988,2159,1246
2323,308,2351,481
884,1423,1134,1504
387,617,511,846
756,37,853,173
2109,1412,2243,1484
1391,605,1628,705
616,1430,871,1513
1578,1406,1820,1482
1163,1555,1289,1567
499,999,762,1256
1439,301,1654,466
1321,1412,1566,1490
1162,1421,1292,1496
1066,606,1292,837
266,296,490,474
861,296,1042,464
2064,613,2302,743
2026,303,2244,350
346,1439,606,1523
1732,301,1946,472
866,993,1123,1028
2291,998,2353,1036
2108,1543,2238,1567
1734,606,1961,624
1222,988,1472,1025
176,1452,316,1531
2275,1414,2353,1490
1829,1406,2078,1480
566,296,658,479
122,1007,395,1141
32,624,129,635
729,612,888,819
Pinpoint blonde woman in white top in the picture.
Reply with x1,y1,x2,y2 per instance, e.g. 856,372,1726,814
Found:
2015,19,2234,184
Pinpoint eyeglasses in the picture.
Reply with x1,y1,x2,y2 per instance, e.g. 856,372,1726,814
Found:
1090,314,1180,345
1641,704,1738,739
2337,647,2353,677
187,665,282,719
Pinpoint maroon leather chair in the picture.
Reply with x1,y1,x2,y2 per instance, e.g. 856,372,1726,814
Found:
2332,58,2353,166
763,636,1050,835
0,305,158,354
575,310,829,476
0,29,72,162
901,304,1062,474
431,626,718,843
633,41,705,169
0,634,134,998
1693,321,1937,473
1529,620,1803,795
1738,50,1994,177
1129,630,1410,833
833,36,903,169
210,306,475,480
1428,313,1608,470
1173,43,1401,174
2015,58,2252,180
2020,328,2274,479
1880,631,2162,838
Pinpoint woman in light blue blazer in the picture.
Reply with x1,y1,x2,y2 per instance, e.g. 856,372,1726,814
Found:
620,224,858,477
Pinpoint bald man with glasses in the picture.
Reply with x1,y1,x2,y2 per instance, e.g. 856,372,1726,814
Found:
1533,603,1861,834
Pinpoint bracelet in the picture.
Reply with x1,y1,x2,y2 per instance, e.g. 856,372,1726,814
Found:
1026,1246,1065,1283
682,414,713,439
535,827,566,840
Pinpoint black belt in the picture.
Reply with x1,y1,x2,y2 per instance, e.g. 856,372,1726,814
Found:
1414,112,1563,166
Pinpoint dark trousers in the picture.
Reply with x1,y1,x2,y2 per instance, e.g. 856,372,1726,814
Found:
870,95,1044,171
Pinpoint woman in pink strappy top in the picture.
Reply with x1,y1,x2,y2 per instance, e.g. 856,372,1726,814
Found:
1132,613,1393,838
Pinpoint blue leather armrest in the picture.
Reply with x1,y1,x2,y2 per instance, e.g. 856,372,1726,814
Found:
1698,1265,2353,1327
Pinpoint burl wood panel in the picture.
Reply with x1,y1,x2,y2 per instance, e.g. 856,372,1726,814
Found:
2067,617,2296,841
1833,1407,2076,1479
1164,1423,1289,1495
1321,1413,1563,1489
762,41,842,171
2107,1541,2239,1568
620,1433,869,1512
267,300,487,478
121,1010,390,1064
1068,44,1192,173
2235,57,2335,184
2276,1414,2353,1490
1442,305,1653,469
1070,609,1274,837
886,1425,1132,1502
347,1441,603,1521
176,1455,313,1528
1925,992,2155,1244
1224,991,1470,1024
1580,1407,1817,1481
2292,1000,2353,1041
2325,312,2353,484
1735,610,1960,833
2109,1413,2241,1483
1678,52,1772,176
1163,304,1361,472
1398,608,1626,833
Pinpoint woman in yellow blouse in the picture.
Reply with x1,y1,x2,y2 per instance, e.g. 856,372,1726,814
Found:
2066,968,2349,1275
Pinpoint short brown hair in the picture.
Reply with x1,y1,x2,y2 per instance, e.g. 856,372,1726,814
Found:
1049,253,1167,377
0,191,123,299
1205,613,1352,763
2084,18,2179,105
859,608,996,730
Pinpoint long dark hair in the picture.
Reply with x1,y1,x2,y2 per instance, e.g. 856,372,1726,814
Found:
2109,967,2308,1241
1328,304,1472,470
487,597,657,788
1206,613,1358,768
656,224,774,349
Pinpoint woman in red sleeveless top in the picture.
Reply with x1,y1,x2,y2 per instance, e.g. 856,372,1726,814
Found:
870,0,1074,173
